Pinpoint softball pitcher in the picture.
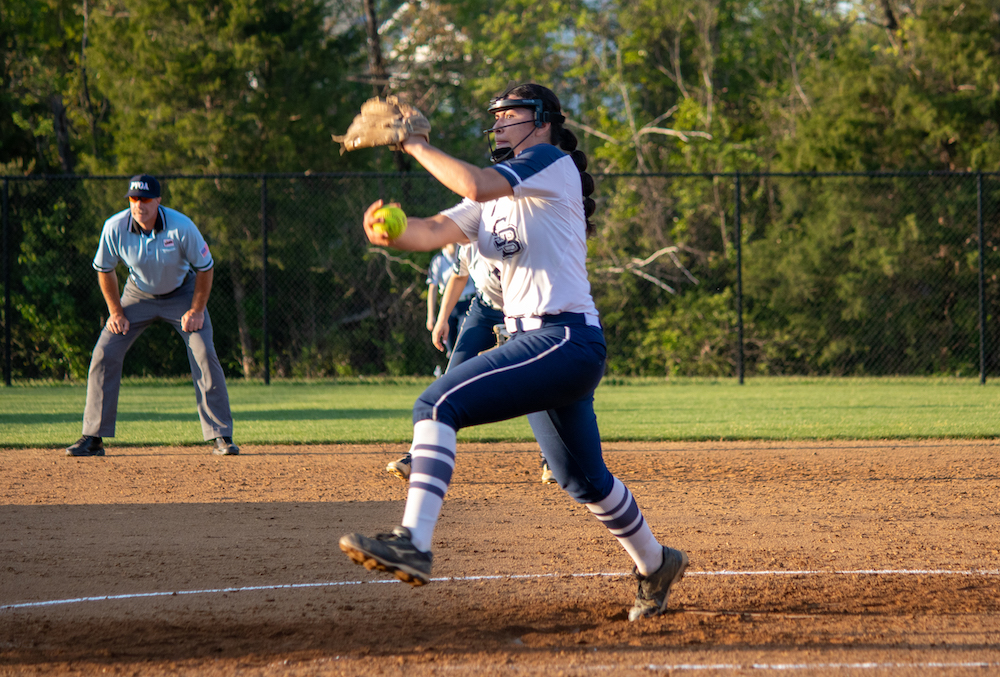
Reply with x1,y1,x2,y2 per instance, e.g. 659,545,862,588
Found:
341,83,687,621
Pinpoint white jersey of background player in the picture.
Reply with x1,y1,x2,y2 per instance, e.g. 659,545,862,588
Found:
458,241,502,309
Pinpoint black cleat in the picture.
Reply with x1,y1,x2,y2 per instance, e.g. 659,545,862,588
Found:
212,437,240,456
340,526,433,586
628,546,689,621
66,436,105,457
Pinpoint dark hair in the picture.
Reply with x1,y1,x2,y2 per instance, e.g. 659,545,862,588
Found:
497,83,596,236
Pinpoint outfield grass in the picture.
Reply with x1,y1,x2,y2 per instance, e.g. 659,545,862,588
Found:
1,376,997,448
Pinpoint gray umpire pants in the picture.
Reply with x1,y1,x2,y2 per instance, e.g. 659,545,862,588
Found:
82,275,234,440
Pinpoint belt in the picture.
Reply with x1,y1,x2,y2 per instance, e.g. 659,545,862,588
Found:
504,312,601,333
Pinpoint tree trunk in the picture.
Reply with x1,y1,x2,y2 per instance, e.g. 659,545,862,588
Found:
49,95,73,173
229,259,256,378
362,0,386,96
361,0,411,172
79,0,102,158
880,0,898,30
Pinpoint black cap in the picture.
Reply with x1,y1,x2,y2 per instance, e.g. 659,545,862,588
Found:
126,174,161,198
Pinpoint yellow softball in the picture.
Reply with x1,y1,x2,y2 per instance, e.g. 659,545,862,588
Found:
372,206,407,239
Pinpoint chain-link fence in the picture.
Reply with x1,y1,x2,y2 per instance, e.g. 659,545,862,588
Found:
2,171,998,384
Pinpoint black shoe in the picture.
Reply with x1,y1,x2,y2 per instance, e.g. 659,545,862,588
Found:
339,526,433,586
628,546,689,621
66,436,105,457
212,437,239,456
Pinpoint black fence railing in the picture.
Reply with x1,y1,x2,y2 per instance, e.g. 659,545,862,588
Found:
2,171,999,384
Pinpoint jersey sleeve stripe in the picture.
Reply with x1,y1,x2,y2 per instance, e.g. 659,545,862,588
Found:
499,145,566,184
493,164,520,187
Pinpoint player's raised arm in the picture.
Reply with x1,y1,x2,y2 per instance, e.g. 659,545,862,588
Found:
400,137,513,203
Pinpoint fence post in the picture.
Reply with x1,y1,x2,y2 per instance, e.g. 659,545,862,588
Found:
2,178,9,386
261,175,270,385
735,172,744,385
978,171,986,384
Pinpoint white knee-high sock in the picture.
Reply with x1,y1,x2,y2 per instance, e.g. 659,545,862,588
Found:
585,477,664,575
401,420,457,552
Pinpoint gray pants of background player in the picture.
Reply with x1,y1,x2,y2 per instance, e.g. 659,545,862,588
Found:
82,275,234,440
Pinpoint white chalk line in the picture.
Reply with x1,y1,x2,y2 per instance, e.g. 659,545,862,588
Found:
287,657,1000,673
287,656,1000,673
2,568,999,612
435,661,1000,673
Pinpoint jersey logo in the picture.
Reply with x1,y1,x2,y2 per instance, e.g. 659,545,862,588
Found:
491,227,521,258
162,238,175,249
487,205,522,258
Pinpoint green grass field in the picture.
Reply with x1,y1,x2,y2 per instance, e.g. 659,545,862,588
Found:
1,377,997,448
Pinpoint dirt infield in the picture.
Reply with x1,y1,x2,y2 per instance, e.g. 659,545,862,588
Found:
2,439,999,675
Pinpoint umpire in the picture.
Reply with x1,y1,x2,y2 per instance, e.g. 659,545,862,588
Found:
65,174,239,457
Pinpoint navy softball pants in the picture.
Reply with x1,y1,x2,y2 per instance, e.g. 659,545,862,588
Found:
446,295,504,370
443,298,472,356
414,312,613,503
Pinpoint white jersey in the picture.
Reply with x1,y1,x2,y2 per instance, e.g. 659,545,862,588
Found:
457,243,503,310
442,144,598,321
427,248,476,301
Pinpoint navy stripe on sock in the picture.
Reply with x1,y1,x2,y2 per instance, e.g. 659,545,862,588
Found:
409,481,446,499
593,490,629,519
411,457,454,485
603,497,641,532
617,515,646,539
413,443,456,462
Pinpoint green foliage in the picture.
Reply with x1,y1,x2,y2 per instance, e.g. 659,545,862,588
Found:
7,182,104,379
741,174,986,375
83,0,369,175
1,0,96,171
2,0,998,382
5,0,997,175
784,0,1000,172
633,287,737,377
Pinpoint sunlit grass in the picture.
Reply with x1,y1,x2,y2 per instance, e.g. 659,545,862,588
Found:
0,376,996,448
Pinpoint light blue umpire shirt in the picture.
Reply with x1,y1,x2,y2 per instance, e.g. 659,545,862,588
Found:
93,206,214,295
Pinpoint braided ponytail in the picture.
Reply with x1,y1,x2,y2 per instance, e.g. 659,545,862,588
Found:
558,128,596,237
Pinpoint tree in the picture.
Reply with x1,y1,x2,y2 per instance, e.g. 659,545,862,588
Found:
782,0,1000,172
83,0,369,175
1,0,110,173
